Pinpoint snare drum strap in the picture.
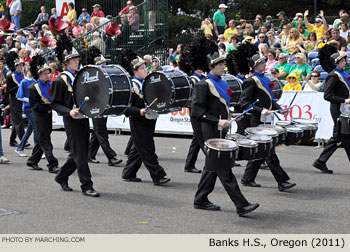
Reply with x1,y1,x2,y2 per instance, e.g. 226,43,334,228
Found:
205,79,230,117
252,76,272,110
132,79,143,99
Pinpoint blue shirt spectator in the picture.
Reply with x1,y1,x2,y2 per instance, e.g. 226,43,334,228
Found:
78,8,90,24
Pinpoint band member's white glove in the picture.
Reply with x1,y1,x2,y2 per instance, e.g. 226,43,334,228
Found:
218,119,230,128
261,108,273,116
345,98,350,104
70,108,80,118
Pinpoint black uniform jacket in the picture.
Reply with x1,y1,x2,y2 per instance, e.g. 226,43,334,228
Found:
6,72,21,98
240,76,282,126
190,77,230,149
324,70,350,124
50,73,75,116
28,83,52,114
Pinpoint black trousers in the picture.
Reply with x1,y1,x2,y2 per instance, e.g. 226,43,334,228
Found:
9,96,24,143
318,123,350,163
124,136,133,155
27,111,58,169
55,117,93,191
88,117,117,160
122,117,166,181
194,123,249,209
184,132,201,170
242,147,290,184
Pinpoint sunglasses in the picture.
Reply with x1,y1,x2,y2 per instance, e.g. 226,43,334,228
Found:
295,57,302,59
259,36,265,38
289,77,296,79
311,75,319,77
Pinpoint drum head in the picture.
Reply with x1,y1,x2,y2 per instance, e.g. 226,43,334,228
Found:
275,120,291,127
225,133,244,141
291,117,317,125
285,126,303,133
74,66,111,117
143,71,174,113
245,127,278,137
237,138,259,147
258,124,285,133
247,134,273,143
205,138,238,151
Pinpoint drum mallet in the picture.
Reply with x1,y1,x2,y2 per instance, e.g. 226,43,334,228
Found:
79,96,90,110
146,98,158,111
231,99,259,122
288,92,298,108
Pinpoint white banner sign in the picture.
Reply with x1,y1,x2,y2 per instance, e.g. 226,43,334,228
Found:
55,0,75,20
52,91,334,140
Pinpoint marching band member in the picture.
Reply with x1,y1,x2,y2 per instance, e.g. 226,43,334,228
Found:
27,57,59,173
51,51,99,197
121,50,170,185
180,38,214,174
87,55,123,166
191,51,259,217
313,45,350,172
6,53,25,147
239,54,297,191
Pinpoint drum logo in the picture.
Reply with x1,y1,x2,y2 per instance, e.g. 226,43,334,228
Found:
90,108,100,114
150,75,161,84
82,71,99,84
156,102,166,108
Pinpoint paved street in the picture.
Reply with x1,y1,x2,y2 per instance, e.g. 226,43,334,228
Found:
0,128,349,234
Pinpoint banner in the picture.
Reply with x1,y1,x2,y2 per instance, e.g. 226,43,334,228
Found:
56,0,75,20
52,91,334,140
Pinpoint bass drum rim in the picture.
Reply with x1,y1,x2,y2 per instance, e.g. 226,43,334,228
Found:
268,76,283,102
222,73,243,106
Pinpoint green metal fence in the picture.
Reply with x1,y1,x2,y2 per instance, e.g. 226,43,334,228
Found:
73,0,168,63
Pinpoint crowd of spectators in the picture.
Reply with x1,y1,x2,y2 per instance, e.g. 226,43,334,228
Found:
200,4,350,91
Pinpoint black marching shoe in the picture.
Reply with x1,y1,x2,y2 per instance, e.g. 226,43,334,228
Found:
122,177,142,182
54,178,73,191
278,181,296,192
83,188,100,197
237,203,260,217
241,179,261,187
108,157,123,166
312,159,333,174
29,164,43,171
184,167,202,173
87,158,100,164
153,177,171,185
48,166,60,174
9,142,18,147
194,202,221,211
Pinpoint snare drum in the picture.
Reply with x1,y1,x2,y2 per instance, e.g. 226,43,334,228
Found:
204,139,238,171
245,127,279,146
246,134,273,159
221,73,242,106
143,70,192,114
225,133,244,142
73,65,132,117
291,118,318,144
258,124,286,145
235,138,259,160
340,114,350,135
268,76,283,101
284,126,304,145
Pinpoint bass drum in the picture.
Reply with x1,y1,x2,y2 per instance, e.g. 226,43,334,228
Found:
73,65,132,118
268,76,283,101
143,70,192,114
221,73,242,106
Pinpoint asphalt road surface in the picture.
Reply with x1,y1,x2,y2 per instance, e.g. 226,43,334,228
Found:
0,128,349,234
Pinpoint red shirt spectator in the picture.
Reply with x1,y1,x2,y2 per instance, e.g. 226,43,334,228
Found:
90,4,105,19
49,71,60,83
119,1,138,15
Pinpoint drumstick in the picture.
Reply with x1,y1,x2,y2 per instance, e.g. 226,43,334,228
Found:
288,92,298,108
270,107,292,113
231,99,259,122
146,98,158,111
79,96,89,110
